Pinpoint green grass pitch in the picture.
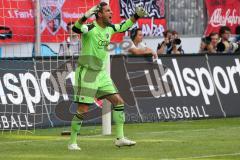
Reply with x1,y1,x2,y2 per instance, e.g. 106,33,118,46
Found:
1,118,240,160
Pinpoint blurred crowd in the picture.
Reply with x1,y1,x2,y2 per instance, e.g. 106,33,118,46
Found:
128,25,240,57
128,28,184,58
64,21,240,56
199,26,240,54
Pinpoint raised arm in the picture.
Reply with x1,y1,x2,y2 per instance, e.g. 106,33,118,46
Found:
110,6,148,34
72,5,99,34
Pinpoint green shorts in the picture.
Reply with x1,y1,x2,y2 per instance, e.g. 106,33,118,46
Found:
74,66,118,104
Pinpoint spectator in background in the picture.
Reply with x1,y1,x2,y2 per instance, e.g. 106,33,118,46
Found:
128,28,158,59
170,31,184,54
199,32,219,54
199,36,210,53
157,30,184,54
59,22,81,56
216,26,240,53
157,30,172,54
233,25,240,53
217,26,231,53
172,30,178,39
234,25,240,42
208,32,219,53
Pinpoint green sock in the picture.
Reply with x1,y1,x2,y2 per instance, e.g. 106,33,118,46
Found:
69,114,83,144
113,105,125,139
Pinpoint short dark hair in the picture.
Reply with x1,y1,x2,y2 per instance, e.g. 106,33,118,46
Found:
130,28,142,40
67,22,75,30
219,26,231,36
236,25,240,35
209,32,218,39
95,2,108,19
163,30,172,38
172,30,178,35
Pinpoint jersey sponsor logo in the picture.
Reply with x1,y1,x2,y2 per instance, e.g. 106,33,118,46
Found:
98,40,110,46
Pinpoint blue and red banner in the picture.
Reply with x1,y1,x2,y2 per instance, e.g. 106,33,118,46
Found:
111,0,166,42
0,0,166,43
0,0,100,43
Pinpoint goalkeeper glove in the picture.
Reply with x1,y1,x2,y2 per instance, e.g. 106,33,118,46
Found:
134,6,148,19
84,5,99,19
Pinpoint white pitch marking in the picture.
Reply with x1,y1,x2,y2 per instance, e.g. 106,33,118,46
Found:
160,152,240,160
137,126,240,135
0,134,103,144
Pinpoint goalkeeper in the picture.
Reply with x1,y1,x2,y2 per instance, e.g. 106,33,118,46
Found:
68,2,147,150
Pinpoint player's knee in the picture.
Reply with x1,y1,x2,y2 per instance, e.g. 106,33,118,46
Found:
119,98,125,105
78,104,89,113
113,96,124,106
73,104,89,123
113,95,124,108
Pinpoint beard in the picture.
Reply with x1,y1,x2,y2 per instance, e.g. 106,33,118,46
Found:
103,17,112,26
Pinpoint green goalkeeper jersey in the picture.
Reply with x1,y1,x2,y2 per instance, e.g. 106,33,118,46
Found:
73,19,134,70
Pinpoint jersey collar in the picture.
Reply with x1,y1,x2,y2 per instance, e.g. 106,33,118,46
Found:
93,21,107,30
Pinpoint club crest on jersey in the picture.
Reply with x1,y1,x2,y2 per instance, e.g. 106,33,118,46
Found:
106,33,110,39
